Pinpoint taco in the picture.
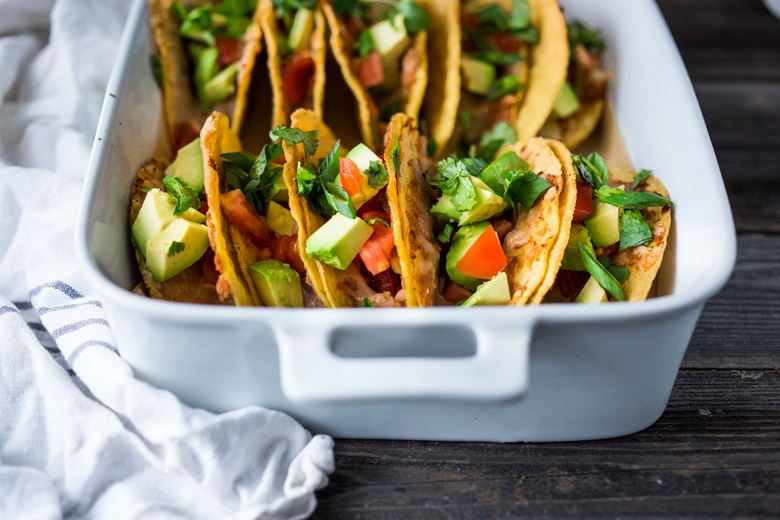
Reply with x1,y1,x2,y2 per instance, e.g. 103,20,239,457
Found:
258,0,327,126
149,0,264,150
201,110,335,307
545,151,674,303
425,137,575,306
282,109,440,307
321,0,429,152
539,19,612,149
420,0,568,159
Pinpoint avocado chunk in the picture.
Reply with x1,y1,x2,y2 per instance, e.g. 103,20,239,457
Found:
367,13,411,89
132,188,205,257
585,198,620,247
430,177,507,226
552,80,581,119
445,220,495,290
288,8,314,53
203,62,238,108
560,222,593,271
270,173,289,202
460,271,511,307
248,259,303,307
574,275,608,304
461,55,496,96
165,137,205,191
266,201,297,236
305,212,374,270
144,218,210,282
343,143,388,209
194,46,220,108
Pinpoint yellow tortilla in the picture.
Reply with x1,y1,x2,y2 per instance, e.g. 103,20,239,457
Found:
610,168,672,301
321,0,428,152
148,0,264,149
200,111,261,306
514,0,569,141
385,114,441,307
502,137,567,305
258,0,327,127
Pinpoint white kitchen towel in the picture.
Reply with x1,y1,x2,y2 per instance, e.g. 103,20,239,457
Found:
0,0,335,518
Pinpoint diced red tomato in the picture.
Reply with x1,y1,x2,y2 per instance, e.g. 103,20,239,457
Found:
282,51,315,104
339,157,362,198
461,13,479,30
442,281,474,304
220,189,273,248
455,223,507,280
358,222,395,275
489,31,524,53
572,181,594,222
216,37,241,67
354,50,384,88
271,234,306,274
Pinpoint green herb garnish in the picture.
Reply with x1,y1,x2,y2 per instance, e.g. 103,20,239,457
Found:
162,176,201,214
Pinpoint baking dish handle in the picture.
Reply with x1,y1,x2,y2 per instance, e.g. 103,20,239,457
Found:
275,323,531,403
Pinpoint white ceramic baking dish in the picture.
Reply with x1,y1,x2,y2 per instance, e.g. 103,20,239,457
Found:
75,0,736,442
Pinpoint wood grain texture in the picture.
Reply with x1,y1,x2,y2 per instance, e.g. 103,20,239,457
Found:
309,1,780,517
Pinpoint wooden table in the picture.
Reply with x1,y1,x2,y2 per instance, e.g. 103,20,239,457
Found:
310,1,780,517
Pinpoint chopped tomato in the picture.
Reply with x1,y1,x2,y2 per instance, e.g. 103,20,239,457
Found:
358,222,395,275
216,37,241,67
339,157,362,198
271,234,306,274
572,181,594,222
455,224,507,280
442,281,474,304
354,50,384,88
282,51,315,104
461,13,479,30
489,31,524,53
220,189,273,248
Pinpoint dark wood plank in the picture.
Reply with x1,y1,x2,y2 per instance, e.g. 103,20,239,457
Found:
313,369,780,519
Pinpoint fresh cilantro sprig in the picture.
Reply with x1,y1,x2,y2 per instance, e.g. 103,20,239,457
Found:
168,241,186,257
487,75,523,101
573,152,609,189
426,158,478,212
272,0,318,27
333,0,429,33
296,140,356,218
567,19,605,51
269,125,320,160
366,160,389,188
579,242,625,301
221,145,285,215
163,176,201,214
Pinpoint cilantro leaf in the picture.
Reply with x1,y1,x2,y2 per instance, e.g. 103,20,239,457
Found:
478,121,517,163
630,168,652,191
598,255,629,283
579,242,625,301
269,125,319,160
506,170,552,212
397,0,429,33
567,19,605,51
596,187,673,209
487,75,523,101
366,160,389,188
162,176,201,214
168,241,186,257
390,137,401,173
572,152,609,189
619,209,653,249
150,54,164,88
355,30,375,59
296,140,356,218
221,144,285,215
437,222,456,243
331,0,369,19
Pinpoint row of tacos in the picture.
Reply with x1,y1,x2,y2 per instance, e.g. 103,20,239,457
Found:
130,106,671,308
130,0,670,307
148,0,609,156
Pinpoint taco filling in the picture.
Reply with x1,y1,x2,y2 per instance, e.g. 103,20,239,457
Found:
546,152,674,303
259,0,326,126
322,0,429,151
150,0,263,149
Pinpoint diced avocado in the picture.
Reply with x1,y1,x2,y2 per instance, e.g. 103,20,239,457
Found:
430,177,507,226
461,56,496,96
132,188,205,257
343,143,388,208
460,271,511,307
368,13,411,89
270,174,289,203
267,201,296,236
195,46,220,108
203,62,238,108
144,218,210,282
305,212,374,270
288,8,314,53
445,221,492,290
165,137,204,192
560,222,593,271
248,259,303,307
478,151,527,196
574,275,608,304
584,198,620,247
552,80,581,119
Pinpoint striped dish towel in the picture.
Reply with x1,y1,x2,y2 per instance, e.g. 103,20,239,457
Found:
0,1,334,518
